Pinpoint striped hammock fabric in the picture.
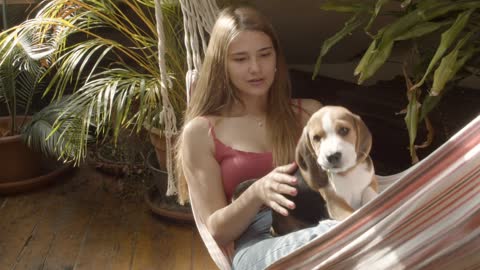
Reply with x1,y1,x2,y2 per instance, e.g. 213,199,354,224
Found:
191,115,480,270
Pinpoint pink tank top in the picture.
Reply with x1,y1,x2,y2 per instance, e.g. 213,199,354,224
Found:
205,100,304,201
205,119,273,201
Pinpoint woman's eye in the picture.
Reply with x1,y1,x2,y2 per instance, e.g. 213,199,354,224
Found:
233,58,247,62
338,127,349,136
260,52,271,57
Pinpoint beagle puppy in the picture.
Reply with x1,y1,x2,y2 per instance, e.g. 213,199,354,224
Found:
296,106,378,221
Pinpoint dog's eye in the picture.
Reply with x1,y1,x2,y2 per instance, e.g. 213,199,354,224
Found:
338,127,349,136
312,134,321,142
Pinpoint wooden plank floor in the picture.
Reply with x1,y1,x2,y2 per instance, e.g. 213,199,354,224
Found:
0,166,218,270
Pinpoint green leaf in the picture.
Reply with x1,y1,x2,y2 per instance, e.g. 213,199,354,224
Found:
405,89,420,162
313,11,368,79
365,0,390,33
394,21,451,41
419,94,443,122
354,40,377,77
320,0,373,13
413,8,474,89
431,43,475,96
357,40,394,84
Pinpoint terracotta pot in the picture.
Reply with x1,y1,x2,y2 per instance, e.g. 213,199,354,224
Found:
0,116,73,194
0,116,43,182
149,131,167,171
144,150,193,223
148,129,177,171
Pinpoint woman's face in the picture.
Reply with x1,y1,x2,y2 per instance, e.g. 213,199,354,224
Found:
227,30,277,99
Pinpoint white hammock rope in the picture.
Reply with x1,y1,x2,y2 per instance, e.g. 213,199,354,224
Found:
154,0,179,196
155,0,219,195
179,0,219,103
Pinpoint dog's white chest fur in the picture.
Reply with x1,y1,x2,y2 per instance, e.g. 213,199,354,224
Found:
329,162,373,209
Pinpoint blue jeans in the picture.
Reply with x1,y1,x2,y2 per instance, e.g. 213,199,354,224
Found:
232,209,339,270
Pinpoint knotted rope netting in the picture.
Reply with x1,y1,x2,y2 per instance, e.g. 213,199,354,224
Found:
154,0,219,195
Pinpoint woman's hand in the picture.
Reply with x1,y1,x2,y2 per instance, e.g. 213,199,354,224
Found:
253,162,298,216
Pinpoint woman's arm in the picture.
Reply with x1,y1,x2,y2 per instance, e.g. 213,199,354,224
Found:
181,117,298,246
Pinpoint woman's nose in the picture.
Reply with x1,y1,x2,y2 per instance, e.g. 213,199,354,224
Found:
248,58,260,73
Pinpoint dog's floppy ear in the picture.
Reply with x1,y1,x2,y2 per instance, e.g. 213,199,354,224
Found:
295,128,328,189
352,113,372,162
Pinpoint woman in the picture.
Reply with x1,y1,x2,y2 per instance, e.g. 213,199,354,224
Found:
176,5,338,270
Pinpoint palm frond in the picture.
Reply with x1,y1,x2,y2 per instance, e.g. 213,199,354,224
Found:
22,96,96,164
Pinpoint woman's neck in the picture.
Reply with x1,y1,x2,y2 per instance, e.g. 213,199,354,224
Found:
228,95,268,117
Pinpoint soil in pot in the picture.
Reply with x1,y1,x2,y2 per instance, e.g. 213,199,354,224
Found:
91,131,149,177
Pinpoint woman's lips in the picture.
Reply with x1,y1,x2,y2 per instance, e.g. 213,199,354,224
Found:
247,78,264,86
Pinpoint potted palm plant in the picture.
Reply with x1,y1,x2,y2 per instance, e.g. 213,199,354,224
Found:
31,0,186,166
0,22,71,193
314,0,480,163
1,0,190,216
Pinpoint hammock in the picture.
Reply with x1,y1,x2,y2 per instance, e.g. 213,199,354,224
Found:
190,114,480,270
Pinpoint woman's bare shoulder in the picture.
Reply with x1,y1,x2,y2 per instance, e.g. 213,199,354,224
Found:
299,98,322,116
182,116,213,146
292,98,322,126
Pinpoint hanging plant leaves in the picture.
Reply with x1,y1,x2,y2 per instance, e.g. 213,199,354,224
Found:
431,38,476,96
394,21,451,41
412,9,474,90
365,0,391,33
320,0,373,13
356,40,393,84
405,88,420,163
419,94,442,123
312,11,368,79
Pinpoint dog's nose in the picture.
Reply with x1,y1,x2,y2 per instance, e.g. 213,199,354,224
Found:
327,152,342,164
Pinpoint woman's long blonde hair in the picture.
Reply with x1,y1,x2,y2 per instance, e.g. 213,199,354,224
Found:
175,5,301,204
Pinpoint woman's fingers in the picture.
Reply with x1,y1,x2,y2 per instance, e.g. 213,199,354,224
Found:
273,192,295,210
272,171,297,186
270,180,297,196
254,163,299,213
275,162,298,175
269,201,289,216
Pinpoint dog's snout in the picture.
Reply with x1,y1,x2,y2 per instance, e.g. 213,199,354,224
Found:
327,152,342,164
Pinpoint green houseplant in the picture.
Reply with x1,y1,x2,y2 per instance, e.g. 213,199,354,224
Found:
0,0,188,166
1,0,191,215
0,19,72,193
314,0,480,163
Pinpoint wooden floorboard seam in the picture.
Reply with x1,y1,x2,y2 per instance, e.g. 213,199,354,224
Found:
12,222,37,270
71,201,101,270
128,231,139,270
41,232,56,270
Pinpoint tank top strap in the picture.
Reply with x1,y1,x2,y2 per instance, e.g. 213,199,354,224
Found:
200,116,218,139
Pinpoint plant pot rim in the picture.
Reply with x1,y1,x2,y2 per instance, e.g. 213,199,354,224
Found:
145,150,168,173
144,186,194,223
0,161,73,194
0,116,31,143
0,133,23,144
93,144,145,177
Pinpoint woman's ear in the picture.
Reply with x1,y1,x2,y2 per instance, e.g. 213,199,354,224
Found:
295,128,328,190
353,113,372,162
